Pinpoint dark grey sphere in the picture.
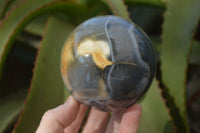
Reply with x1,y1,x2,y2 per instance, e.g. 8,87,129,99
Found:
61,15,156,112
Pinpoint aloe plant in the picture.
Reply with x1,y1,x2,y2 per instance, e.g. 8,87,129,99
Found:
0,0,199,132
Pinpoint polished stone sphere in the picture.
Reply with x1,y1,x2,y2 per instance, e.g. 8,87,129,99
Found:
61,15,156,112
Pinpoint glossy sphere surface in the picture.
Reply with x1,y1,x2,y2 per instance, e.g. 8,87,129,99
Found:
61,16,156,112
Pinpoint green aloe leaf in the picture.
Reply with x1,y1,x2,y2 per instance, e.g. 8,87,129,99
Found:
139,80,175,133
24,16,48,36
0,0,86,77
0,0,8,19
0,90,26,133
102,0,130,20
161,0,200,132
13,16,74,133
189,40,200,65
0,0,54,69
0,0,23,19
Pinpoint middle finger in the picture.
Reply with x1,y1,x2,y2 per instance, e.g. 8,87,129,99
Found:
82,107,109,133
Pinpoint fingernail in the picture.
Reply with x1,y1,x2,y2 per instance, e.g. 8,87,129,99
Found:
66,96,77,106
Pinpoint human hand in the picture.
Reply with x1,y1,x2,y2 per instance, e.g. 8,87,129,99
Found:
36,96,142,133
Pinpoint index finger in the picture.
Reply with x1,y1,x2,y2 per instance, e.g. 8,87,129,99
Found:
36,96,80,133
